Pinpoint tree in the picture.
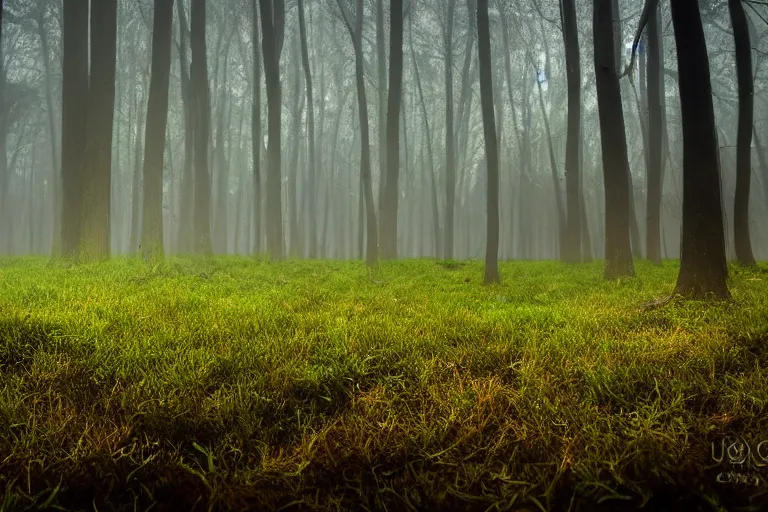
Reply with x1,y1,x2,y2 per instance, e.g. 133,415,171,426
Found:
381,0,404,260
176,0,195,254
443,0,457,260
251,0,263,255
140,0,175,260
671,0,729,297
477,0,499,284
729,0,756,267
191,0,213,255
593,0,634,279
297,0,317,258
561,0,582,263
336,0,379,267
259,0,285,259
60,0,89,259
645,4,663,265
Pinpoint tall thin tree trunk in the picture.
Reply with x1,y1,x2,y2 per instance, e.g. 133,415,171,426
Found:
443,0,457,259
140,0,174,260
298,0,317,258
646,5,663,264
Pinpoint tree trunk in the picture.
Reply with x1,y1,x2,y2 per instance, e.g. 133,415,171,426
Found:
671,0,729,298
729,0,756,267
381,0,404,259
593,0,634,279
259,0,286,259
646,5,663,264
176,0,195,254
443,0,457,260
60,0,89,259
298,0,317,258
251,0,263,255
140,0,174,260
191,0,213,255
561,0,582,263
376,0,387,225
477,0,499,284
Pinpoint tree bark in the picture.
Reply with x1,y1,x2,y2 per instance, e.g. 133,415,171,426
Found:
259,0,286,259
140,0,175,260
60,0,89,259
191,0,213,255
561,0,582,263
443,0,457,260
671,0,729,298
381,0,403,259
593,0,634,279
646,5,663,264
477,0,499,284
729,0,756,267
298,0,317,258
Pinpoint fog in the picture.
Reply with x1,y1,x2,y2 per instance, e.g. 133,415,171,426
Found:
1,0,766,264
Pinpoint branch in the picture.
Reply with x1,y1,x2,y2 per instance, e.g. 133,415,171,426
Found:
619,0,660,80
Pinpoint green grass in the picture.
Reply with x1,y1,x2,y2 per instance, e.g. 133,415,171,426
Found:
0,257,767,511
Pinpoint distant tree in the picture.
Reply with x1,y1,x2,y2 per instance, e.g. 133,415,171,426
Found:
477,0,499,284
336,0,379,267
561,0,582,263
60,0,89,259
259,0,285,259
140,0,175,260
729,0,756,267
381,0,404,260
442,0,457,260
593,0,634,279
671,0,729,297
176,0,195,254
191,0,213,255
297,0,317,258
251,0,263,255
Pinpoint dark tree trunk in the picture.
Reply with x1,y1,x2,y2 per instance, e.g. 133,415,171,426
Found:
259,0,286,259
593,0,634,279
477,0,499,284
671,0,729,298
140,0,174,260
381,0,403,259
191,0,213,255
729,0,756,267
376,0,387,225
60,0,89,259
80,0,117,260
646,5,663,265
561,0,582,263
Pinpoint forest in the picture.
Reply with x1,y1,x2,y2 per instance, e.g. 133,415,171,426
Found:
0,0,767,510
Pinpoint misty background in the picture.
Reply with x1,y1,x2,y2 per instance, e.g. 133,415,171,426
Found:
0,0,766,262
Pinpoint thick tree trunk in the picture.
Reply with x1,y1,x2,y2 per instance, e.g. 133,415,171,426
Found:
477,0,499,284
646,5,663,265
671,0,729,298
60,0,89,259
140,0,174,260
593,0,634,279
80,0,117,260
561,0,582,263
729,0,756,267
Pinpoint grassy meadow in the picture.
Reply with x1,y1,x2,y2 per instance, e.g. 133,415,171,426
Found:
0,257,767,511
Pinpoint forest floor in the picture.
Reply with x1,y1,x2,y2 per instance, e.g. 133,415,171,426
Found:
0,257,767,512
